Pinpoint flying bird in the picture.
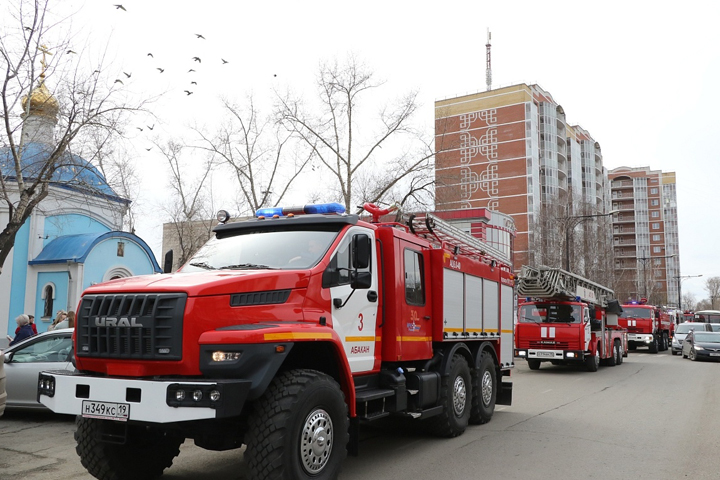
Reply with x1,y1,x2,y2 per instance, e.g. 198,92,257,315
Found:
145,147,153,151
66,49,76,54
188,69,195,73
221,58,229,64
147,53,154,58
184,90,193,96
24,26,32,31
114,79,124,84
190,81,197,85
192,57,201,63
123,72,132,78
157,67,165,73
147,124,155,130
195,34,205,39
136,127,143,131
114,4,126,11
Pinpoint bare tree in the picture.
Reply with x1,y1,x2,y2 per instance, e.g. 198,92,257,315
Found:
0,0,145,273
193,96,313,216
704,276,720,309
158,140,216,270
682,292,697,312
275,55,434,212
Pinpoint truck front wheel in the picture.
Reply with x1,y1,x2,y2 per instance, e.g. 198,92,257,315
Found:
75,418,184,480
527,359,541,370
585,347,600,372
470,351,496,425
245,369,349,480
426,354,471,437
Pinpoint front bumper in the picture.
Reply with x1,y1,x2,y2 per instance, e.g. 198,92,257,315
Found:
515,349,586,361
628,334,654,344
38,370,250,423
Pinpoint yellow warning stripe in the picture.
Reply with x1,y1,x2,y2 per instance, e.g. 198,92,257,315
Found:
345,336,377,342
444,328,464,333
264,333,333,341
396,336,432,342
501,329,514,334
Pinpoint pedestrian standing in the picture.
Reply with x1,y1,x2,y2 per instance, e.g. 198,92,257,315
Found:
9,315,34,346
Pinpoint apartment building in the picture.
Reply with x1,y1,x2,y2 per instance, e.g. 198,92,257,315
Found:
609,167,679,304
434,84,611,271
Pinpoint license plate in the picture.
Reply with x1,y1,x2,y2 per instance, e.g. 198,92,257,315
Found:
82,400,130,422
536,351,554,358
710,353,720,357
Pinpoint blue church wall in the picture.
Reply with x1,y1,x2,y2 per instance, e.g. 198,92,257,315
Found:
83,238,158,290
44,214,109,248
8,218,30,334
27,272,68,335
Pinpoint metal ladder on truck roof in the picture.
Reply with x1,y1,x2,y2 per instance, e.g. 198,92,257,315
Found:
516,265,615,306
404,212,511,266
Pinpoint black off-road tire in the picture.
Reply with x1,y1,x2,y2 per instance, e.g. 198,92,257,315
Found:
469,352,496,425
425,354,471,437
244,369,349,480
617,341,624,365
75,418,184,480
527,359,541,370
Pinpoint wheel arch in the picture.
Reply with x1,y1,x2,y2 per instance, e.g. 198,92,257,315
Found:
435,342,473,376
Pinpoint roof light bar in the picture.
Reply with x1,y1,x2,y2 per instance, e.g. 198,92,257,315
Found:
255,203,346,218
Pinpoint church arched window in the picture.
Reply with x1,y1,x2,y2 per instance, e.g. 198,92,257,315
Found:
41,283,56,319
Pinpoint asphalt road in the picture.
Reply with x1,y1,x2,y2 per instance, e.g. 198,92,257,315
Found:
1,349,718,480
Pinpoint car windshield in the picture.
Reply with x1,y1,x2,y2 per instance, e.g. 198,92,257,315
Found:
519,304,582,323
181,229,338,272
621,307,653,319
676,323,701,334
692,333,720,343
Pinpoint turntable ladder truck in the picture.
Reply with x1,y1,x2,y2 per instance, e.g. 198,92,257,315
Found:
514,266,626,372
38,202,515,480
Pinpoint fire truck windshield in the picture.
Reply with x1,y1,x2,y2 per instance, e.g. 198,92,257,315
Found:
519,304,582,324
621,307,653,319
181,230,338,272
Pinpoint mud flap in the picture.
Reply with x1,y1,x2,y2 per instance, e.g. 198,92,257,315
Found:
496,381,512,406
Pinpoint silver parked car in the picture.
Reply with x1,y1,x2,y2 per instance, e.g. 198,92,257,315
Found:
672,322,713,355
1,328,74,409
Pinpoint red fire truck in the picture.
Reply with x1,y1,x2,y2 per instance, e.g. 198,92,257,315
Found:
618,301,673,352
514,266,627,371
39,203,515,480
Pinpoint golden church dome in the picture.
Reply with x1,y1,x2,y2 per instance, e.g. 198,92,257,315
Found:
21,79,59,118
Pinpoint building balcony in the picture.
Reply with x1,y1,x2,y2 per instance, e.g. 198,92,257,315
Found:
612,202,635,211
611,181,634,190
613,228,637,235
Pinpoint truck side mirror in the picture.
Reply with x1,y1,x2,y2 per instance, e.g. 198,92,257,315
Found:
351,271,372,290
163,250,174,273
352,234,371,269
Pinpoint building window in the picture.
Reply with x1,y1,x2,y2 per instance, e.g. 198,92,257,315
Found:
652,234,661,241
652,223,660,230
41,283,55,319
653,247,662,253
117,241,125,257
650,188,658,194
651,199,659,206
651,211,660,218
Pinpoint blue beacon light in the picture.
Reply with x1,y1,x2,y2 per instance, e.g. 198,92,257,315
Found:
255,203,346,218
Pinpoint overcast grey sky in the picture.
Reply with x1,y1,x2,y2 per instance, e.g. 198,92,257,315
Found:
43,0,720,300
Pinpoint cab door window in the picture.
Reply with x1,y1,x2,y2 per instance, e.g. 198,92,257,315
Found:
404,249,425,305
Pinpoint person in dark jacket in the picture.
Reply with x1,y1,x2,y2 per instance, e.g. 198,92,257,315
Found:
15,314,37,336
9,315,34,346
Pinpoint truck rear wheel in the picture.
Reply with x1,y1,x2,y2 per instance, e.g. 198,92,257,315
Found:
606,342,618,367
75,418,183,480
616,341,624,365
245,369,348,480
470,351,496,425
426,354,471,437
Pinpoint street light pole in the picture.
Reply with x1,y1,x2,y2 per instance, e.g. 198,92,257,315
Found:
676,274,703,310
637,253,677,301
563,210,618,272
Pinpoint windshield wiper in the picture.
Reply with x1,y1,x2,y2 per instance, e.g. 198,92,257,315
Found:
189,262,216,270
219,263,278,270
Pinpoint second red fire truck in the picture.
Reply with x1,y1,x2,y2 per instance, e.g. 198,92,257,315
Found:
618,301,673,353
514,266,627,371
39,203,515,480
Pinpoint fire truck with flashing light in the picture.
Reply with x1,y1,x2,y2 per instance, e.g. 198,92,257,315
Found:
39,202,516,480
618,301,673,353
514,266,627,371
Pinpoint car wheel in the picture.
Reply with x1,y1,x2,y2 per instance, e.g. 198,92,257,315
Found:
690,349,698,361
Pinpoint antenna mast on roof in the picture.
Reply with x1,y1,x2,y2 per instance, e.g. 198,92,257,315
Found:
486,28,492,91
